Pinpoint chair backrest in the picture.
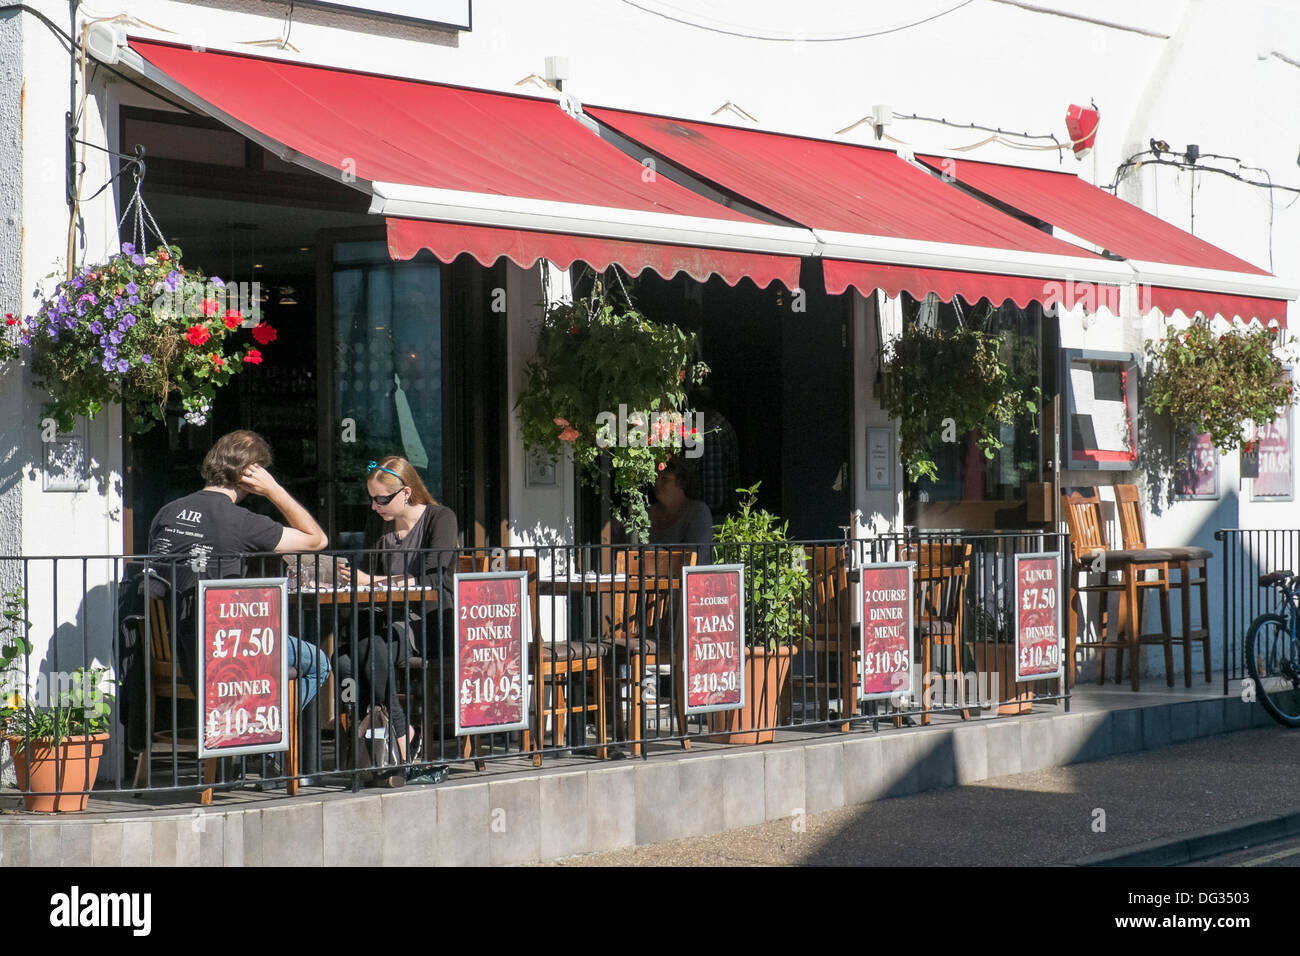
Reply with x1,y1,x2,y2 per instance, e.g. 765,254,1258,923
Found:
1112,484,1147,550
147,597,172,663
1060,489,1111,562
904,542,972,628
458,553,489,573
805,545,851,635
501,553,541,641
613,547,697,638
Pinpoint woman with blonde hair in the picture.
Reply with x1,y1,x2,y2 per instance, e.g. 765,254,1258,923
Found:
338,456,458,765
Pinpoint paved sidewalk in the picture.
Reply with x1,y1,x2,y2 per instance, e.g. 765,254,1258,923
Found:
545,726,1300,866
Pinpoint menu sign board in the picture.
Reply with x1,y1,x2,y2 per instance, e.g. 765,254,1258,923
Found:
1174,433,1219,500
1252,406,1294,501
297,1,471,29
682,565,745,715
1014,553,1062,682
858,563,914,701
454,572,529,735
197,578,290,758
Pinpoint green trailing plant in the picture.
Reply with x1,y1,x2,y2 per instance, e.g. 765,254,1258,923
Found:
880,314,1038,483
0,589,30,673
516,280,707,540
1,666,113,745
712,482,811,648
1144,319,1295,452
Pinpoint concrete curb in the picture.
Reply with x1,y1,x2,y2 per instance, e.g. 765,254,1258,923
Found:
1071,806,1300,867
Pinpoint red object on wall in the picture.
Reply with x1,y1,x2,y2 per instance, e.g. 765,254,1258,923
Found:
1065,104,1100,158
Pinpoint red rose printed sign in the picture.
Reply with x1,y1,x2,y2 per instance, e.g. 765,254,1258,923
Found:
1014,553,1062,682
455,572,529,735
859,564,913,700
1252,406,1294,501
198,580,289,757
1174,433,1218,500
682,566,744,715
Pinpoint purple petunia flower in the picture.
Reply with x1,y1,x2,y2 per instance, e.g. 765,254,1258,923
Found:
141,354,151,364
121,242,136,256
131,254,145,267
125,282,139,296
113,296,123,308
211,277,225,288
108,330,123,345
165,271,181,292
88,321,103,335
70,277,84,290
128,295,140,306
115,359,129,373
103,346,117,361
101,357,114,372
122,313,136,326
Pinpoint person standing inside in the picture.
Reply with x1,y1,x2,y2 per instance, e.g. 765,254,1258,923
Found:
691,385,740,520
148,429,330,706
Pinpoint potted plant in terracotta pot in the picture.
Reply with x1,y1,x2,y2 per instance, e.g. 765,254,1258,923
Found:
2,666,114,812
708,483,810,744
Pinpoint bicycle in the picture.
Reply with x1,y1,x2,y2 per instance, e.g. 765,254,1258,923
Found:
1246,571,1300,727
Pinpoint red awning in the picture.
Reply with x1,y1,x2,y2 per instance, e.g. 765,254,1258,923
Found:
586,106,1118,308
915,154,1288,323
127,40,802,289
823,261,1120,312
387,218,796,287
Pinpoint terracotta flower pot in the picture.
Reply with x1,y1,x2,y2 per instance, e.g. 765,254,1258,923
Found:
6,733,109,812
706,644,798,745
972,643,1033,716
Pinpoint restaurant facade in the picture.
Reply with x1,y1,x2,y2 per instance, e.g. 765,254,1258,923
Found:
2,0,1299,691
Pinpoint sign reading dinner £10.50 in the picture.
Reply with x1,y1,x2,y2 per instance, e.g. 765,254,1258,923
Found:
1014,553,1062,682
295,0,470,28
197,578,290,758
455,571,530,735
859,563,914,701
682,565,745,715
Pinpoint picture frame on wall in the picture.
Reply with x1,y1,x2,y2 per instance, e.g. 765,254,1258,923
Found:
1061,349,1140,471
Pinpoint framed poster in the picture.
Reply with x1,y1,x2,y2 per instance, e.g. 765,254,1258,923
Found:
197,578,290,758
1251,406,1294,502
1062,349,1139,470
681,564,745,716
857,562,914,701
867,426,893,491
454,571,530,736
1174,433,1219,500
296,1,471,29
1013,552,1063,683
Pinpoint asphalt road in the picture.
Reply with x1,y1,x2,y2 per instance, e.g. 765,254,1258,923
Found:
543,725,1300,866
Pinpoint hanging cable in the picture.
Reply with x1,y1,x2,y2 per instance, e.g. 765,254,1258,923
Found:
617,0,977,41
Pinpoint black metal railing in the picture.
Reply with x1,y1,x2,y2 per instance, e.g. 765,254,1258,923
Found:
1215,529,1300,694
0,532,1076,807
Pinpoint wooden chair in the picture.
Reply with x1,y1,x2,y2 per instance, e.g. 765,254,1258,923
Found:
609,548,696,756
1061,490,1174,690
904,542,973,725
502,553,607,766
126,591,299,802
792,545,855,730
1114,484,1213,686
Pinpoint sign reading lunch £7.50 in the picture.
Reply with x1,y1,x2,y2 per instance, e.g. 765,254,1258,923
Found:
197,579,290,758
1014,552,1063,682
682,565,745,715
455,572,530,735
859,563,914,701
295,0,471,28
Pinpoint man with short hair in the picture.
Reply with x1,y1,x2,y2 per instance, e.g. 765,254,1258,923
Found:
149,429,330,705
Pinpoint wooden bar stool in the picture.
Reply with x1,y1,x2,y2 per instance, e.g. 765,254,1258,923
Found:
1114,484,1213,686
1061,490,1174,690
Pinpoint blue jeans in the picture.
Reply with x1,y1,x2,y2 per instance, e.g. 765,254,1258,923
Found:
288,637,329,708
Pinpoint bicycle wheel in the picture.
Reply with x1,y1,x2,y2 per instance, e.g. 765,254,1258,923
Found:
1245,613,1300,727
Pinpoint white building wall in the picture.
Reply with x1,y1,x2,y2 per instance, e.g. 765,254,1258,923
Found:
5,0,1300,688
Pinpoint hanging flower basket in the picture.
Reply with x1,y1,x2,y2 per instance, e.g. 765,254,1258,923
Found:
20,243,275,434
1144,319,1295,453
516,280,707,540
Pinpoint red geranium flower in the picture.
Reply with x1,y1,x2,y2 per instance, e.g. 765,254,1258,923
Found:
158,249,170,261
243,349,263,365
4,314,14,326
251,322,277,345
558,426,579,442
209,353,224,368
201,299,220,317
223,309,244,330
185,325,211,347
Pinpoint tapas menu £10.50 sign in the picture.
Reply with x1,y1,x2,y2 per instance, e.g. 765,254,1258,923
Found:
859,563,914,701
454,571,530,736
1014,552,1063,682
682,565,745,715
197,578,290,758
